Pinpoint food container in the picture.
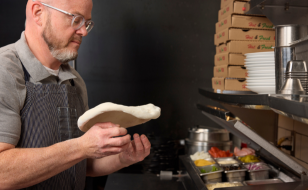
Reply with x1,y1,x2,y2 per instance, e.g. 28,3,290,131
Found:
188,127,230,142
223,165,247,182
194,158,216,167
245,163,270,180
216,157,239,166
236,155,263,164
243,178,284,186
184,138,232,155
206,182,244,190
197,164,223,183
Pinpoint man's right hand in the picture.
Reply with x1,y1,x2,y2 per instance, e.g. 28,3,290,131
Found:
79,122,131,159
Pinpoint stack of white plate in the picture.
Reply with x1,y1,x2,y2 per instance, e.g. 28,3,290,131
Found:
245,52,275,94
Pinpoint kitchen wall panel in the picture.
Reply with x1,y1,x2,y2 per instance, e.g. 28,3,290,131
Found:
77,0,222,139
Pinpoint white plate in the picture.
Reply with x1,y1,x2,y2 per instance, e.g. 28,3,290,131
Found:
247,76,275,79
245,62,275,66
248,73,274,77
247,83,275,86
245,58,275,62
245,52,274,57
245,55,274,59
245,65,275,69
245,60,275,64
246,79,275,83
246,67,275,71
246,86,275,94
247,69,275,75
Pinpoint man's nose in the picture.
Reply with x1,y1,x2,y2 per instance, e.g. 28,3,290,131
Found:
76,24,88,37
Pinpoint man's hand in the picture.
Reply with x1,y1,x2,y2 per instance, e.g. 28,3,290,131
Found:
79,122,131,159
118,134,151,167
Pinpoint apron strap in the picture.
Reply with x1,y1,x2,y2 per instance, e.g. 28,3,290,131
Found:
21,63,30,82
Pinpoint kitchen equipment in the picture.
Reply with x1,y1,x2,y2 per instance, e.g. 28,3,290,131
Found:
243,178,284,186
275,25,308,94
184,138,232,155
279,78,306,95
216,158,239,166
283,60,308,93
188,126,229,142
197,164,223,183
224,165,247,182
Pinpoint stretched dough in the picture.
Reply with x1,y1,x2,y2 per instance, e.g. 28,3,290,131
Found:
77,102,161,132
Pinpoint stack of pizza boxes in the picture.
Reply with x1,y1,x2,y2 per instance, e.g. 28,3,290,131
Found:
212,0,275,92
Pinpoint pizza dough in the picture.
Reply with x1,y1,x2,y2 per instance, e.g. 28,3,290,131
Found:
77,102,161,132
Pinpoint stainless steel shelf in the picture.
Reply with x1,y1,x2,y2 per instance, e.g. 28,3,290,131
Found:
246,0,308,25
199,88,308,124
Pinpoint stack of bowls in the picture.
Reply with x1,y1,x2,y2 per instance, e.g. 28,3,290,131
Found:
185,126,232,155
284,60,308,93
245,52,275,94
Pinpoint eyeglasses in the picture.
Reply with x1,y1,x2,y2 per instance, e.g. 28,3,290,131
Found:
34,1,94,33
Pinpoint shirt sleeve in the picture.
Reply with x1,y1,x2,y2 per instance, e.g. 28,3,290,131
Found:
0,63,25,145
0,48,26,146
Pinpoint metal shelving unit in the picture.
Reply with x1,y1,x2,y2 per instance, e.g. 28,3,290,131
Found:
199,88,308,124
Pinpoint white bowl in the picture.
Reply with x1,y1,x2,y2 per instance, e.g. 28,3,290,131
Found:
246,67,275,71
245,62,275,66
246,77,275,80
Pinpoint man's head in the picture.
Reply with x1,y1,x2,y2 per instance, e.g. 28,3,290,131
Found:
26,0,93,63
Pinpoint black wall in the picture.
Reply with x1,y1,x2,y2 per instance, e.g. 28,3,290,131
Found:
1,0,222,140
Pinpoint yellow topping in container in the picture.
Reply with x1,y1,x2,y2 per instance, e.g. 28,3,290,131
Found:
194,159,214,167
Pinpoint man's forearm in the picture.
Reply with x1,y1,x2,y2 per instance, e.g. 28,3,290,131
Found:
0,139,86,189
87,154,127,177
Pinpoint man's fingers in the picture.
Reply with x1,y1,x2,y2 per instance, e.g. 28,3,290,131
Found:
108,127,128,137
95,122,120,129
133,134,145,154
108,134,131,147
140,134,151,155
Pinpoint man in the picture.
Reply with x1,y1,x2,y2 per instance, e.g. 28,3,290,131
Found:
0,0,151,189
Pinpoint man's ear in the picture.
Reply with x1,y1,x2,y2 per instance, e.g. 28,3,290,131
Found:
32,3,44,26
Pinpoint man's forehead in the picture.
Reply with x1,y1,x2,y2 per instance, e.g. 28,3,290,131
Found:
50,0,93,19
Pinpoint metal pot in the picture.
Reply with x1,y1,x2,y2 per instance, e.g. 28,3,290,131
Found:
275,25,308,47
188,126,230,142
184,138,233,155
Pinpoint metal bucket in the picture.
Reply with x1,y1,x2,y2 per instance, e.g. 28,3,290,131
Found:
188,127,230,142
275,25,308,93
184,138,233,155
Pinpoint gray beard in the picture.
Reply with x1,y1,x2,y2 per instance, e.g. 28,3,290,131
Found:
42,24,78,63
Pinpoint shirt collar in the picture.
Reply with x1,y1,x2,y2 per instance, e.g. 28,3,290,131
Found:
15,31,77,83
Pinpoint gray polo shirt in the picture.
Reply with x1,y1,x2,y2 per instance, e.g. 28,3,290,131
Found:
0,32,89,146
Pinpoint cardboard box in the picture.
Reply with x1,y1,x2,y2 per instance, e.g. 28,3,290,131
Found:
216,44,228,54
221,0,250,9
216,14,274,33
214,28,275,46
216,41,275,54
214,65,247,78
215,52,245,66
218,1,250,21
212,77,249,91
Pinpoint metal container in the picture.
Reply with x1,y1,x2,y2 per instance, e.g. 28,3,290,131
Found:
275,25,308,47
197,164,223,183
184,138,232,155
245,163,270,180
243,178,284,186
206,182,243,189
275,47,295,93
216,158,239,166
279,78,306,95
285,60,308,73
224,165,247,182
188,126,230,142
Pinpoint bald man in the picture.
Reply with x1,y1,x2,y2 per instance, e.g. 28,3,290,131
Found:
0,0,151,189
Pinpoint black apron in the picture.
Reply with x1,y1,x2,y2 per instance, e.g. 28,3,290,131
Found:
17,64,87,190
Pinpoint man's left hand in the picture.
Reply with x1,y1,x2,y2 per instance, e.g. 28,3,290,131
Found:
118,134,151,167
